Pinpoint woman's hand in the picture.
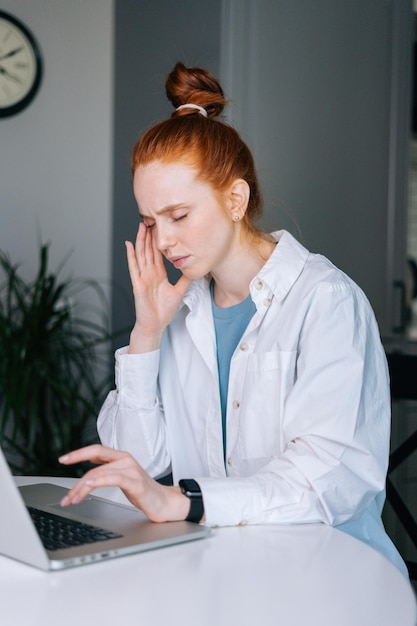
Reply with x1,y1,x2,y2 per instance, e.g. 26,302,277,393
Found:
58,444,190,523
126,222,192,353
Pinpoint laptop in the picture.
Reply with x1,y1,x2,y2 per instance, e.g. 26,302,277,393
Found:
0,447,210,571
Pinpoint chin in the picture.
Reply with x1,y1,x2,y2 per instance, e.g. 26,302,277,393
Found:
181,267,206,281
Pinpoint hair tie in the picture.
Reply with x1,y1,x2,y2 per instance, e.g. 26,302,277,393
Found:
176,103,208,118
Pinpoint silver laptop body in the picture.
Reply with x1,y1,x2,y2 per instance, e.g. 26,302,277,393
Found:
0,447,210,571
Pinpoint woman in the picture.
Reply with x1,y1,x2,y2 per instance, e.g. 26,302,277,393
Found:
60,62,407,576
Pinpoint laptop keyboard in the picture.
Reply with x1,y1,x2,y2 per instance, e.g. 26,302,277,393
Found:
27,506,123,551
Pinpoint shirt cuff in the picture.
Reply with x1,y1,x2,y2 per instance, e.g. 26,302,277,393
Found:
196,476,262,527
115,347,160,408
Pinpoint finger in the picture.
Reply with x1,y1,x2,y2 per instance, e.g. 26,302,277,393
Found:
58,444,125,466
143,223,155,266
135,221,146,265
60,476,95,506
150,225,165,268
136,221,157,272
60,468,130,506
60,458,144,507
126,239,141,290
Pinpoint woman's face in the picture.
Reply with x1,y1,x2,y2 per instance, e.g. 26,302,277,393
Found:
133,161,242,280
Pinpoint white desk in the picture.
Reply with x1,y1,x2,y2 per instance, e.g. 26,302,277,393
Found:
1,476,415,626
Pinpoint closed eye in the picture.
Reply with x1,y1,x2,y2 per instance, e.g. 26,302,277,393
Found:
172,214,187,222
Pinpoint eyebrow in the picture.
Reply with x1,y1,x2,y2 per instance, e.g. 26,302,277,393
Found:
139,203,187,220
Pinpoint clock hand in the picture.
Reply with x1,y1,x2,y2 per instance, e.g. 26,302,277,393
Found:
0,46,24,61
0,65,23,84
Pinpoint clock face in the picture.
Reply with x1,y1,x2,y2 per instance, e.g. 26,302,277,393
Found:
0,11,42,117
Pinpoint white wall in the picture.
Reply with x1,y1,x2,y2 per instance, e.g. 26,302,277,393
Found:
0,1,114,299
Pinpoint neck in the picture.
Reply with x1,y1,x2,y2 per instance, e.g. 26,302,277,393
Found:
211,235,275,307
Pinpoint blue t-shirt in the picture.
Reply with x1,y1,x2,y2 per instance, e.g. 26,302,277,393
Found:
211,282,256,457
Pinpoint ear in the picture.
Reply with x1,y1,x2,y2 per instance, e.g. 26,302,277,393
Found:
228,179,250,221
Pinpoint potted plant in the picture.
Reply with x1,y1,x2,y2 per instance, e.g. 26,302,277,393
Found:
0,243,116,476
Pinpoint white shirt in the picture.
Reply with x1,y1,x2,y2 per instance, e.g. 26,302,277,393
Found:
98,230,406,575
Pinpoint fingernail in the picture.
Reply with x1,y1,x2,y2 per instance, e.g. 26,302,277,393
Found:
60,496,70,506
58,455,70,463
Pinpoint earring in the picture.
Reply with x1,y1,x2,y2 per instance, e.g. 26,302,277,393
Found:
234,215,240,221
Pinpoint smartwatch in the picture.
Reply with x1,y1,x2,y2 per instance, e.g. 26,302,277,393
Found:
179,479,204,523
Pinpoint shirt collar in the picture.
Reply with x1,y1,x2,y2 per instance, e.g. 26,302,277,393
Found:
252,230,309,301
182,230,309,310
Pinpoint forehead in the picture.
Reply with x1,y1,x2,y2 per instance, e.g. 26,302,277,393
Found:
134,160,197,184
133,161,214,212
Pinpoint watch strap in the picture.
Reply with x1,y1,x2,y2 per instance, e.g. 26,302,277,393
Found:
179,479,204,523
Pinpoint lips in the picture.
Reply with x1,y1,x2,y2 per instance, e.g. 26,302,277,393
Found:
170,255,190,269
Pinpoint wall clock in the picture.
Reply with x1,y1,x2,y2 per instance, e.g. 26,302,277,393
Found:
0,10,42,118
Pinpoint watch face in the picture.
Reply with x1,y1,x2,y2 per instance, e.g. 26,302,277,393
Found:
0,10,42,117
179,479,200,495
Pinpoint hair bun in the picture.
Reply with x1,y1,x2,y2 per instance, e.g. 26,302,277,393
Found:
166,62,227,118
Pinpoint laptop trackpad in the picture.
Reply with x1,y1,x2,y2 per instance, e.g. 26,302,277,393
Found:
49,498,144,524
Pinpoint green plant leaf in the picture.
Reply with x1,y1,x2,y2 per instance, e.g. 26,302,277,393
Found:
0,243,122,475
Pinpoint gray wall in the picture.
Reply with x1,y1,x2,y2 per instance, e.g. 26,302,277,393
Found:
0,0,114,296
111,0,222,345
112,0,412,343
1,1,412,349
0,0,222,356
222,0,413,340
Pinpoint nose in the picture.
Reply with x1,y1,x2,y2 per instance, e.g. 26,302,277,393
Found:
155,221,176,252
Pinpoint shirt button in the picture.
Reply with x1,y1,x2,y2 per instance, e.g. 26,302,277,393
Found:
255,280,264,290
232,400,240,409
239,342,249,351
227,457,233,466
263,297,272,307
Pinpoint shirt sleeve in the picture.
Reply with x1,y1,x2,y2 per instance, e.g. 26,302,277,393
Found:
97,347,171,478
196,280,391,527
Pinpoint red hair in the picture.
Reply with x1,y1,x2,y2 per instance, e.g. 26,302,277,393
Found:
131,63,263,231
